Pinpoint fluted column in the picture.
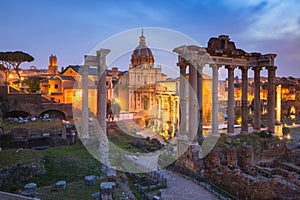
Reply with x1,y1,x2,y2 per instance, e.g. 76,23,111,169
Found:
197,65,204,139
189,64,198,143
253,67,262,131
225,65,235,134
267,66,277,133
239,66,249,132
211,64,220,135
178,57,188,139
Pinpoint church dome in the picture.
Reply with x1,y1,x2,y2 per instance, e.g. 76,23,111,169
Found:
131,31,154,68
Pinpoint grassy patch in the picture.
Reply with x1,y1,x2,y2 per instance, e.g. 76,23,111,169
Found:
126,174,142,200
0,148,43,167
215,133,280,149
37,180,102,200
0,144,102,192
2,119,64,132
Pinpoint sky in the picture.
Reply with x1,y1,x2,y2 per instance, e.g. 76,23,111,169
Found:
1,0,300,78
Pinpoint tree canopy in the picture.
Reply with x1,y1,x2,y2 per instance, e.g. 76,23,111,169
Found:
24,76,42,93
0,51,34,82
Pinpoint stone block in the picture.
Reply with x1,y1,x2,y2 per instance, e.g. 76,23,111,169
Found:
85,175,96,185
107,166,116,182
91,191,100,200
226,148,238,168
21,182,37,197
100,182,115,200
55,180,66,190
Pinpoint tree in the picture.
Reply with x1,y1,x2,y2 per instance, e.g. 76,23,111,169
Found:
24,76,41,93
0,51,34,82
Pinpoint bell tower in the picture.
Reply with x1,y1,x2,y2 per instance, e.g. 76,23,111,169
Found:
48,54,58,74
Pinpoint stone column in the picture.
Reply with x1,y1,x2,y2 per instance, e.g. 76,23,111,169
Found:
276,84,282,122
189,64,198,143
97,49,110,135
239,66,249,133
210,64,220,135
225,65,235,134
197,65,204,139
253,67,262,131
81,65,89,138
267,66,277,133
178,57,188,139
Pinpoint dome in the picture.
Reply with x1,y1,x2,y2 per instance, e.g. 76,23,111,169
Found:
130,31,154,68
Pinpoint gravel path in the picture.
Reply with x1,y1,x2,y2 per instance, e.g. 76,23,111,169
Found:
159,170,217,200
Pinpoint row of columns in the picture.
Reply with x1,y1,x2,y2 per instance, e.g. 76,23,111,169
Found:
177,55,220,142
177,54,277,143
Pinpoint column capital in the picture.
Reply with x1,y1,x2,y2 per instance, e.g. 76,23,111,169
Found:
252,66,263,71
225,65,236,70
238,66,249,71
209,64,221,70
177,56,188,68
266,65,277,71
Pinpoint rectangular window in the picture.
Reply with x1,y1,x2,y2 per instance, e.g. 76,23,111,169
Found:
55,84,58,89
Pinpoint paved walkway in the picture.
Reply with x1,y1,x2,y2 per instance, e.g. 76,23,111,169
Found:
159,170,217,200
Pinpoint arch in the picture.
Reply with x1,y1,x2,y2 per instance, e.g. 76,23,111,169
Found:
4,110,32,118
38,109,67,119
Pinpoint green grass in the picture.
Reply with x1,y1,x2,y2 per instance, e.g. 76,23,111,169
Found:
215,133,280,149
37,180,102,200
2,119,64,132
126,174,142,200
0,148,43,167
0,144,102,192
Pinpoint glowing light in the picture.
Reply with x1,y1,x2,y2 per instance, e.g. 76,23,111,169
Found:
236,116,242,125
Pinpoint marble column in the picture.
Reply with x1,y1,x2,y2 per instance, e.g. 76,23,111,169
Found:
239,66,249,133
189,64,198,143
178,57,188,139
225,65,235,134
267,66,277,133
211,64,220,135
81,65,89,138
253,67,262,131
197,65,204,139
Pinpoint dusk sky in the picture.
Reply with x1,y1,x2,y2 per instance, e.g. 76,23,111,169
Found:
1,0,300,77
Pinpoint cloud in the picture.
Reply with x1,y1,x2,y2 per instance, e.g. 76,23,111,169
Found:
238,0,300,39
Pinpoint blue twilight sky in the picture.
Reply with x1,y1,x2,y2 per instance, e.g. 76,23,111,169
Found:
1,0,300,78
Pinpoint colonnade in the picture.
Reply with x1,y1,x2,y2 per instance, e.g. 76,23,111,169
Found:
174,46,277,143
